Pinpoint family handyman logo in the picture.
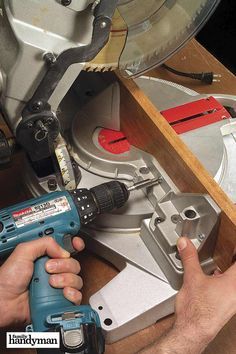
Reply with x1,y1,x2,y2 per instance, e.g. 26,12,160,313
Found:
7,332,60,348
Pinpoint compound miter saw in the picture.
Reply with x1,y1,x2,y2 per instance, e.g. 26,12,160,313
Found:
0,0,224,344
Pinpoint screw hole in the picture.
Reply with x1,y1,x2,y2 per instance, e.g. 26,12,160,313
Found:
98,306,103,310
171,214,181,224
70,222,75,227
139,167,149,175
104,318,112,326
154,217,165,226
184,209,197,219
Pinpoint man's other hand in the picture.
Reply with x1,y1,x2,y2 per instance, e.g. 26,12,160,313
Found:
175,236,236,347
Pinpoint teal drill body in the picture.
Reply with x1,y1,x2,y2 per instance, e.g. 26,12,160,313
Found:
0,181,130,353
0,191,80,256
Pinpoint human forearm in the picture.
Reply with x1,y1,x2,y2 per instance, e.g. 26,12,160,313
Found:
137,326,211,354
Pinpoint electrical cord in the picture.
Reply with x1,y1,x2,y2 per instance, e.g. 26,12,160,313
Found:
162,63,221,85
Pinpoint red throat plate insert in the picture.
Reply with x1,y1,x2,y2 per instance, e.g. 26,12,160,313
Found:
98,128,130,154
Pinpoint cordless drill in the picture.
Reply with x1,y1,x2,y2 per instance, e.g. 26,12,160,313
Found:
0,178,159,353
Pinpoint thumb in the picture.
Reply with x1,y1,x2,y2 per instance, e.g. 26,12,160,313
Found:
177,237,203,281
13,237,70,262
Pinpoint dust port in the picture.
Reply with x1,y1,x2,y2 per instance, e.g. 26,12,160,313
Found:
184,209,197,219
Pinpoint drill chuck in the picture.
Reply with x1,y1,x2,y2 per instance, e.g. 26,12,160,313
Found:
91,181,130,213
71,181,130,225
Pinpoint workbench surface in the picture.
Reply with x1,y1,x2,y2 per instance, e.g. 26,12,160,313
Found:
1,39,236,354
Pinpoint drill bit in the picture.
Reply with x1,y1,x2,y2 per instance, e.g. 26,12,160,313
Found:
127,177,162,192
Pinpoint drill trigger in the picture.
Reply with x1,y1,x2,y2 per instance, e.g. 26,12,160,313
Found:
63,234,77,255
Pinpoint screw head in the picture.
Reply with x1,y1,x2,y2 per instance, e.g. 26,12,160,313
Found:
47,178,57,191
139,167,149,175
43,52,56,65
154,216,165,226
100,21,107,29
30,101,43,113
198,233,206,242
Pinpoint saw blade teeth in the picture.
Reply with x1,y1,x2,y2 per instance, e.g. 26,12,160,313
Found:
82,9,126,73
84,65,116,72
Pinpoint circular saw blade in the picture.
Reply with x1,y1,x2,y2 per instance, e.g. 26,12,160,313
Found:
118,0,221,77
84,0,220,76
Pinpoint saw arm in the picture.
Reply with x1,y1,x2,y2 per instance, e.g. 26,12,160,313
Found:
16,0,119,162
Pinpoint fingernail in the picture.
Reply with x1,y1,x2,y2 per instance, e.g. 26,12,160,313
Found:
46,260,57,272
177,237,187,251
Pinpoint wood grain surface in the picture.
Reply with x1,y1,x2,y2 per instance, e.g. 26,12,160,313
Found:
1,39,236,354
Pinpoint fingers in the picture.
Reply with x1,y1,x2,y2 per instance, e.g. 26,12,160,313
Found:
14,236,85,263
14,237,70,262
72,237,85,252
46,257,81,274
63,287,82,305
177,237,203,281
49,273,83,290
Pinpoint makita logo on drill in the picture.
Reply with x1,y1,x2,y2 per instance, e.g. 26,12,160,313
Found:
6,332,60,348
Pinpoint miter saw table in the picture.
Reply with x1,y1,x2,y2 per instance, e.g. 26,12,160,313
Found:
1,39,236,354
